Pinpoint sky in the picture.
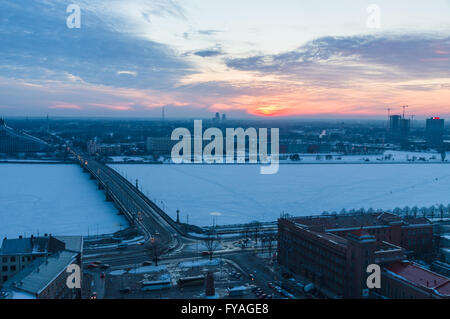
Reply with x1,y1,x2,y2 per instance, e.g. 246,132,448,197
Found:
0,0,449,119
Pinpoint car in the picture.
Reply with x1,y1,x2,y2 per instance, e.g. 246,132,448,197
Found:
143,261,153,266
119,287,131,294
282,272,293,279
99,264,110,269
201,251,211,256
267,283,274,289
266,294,273,299
90,292,97,299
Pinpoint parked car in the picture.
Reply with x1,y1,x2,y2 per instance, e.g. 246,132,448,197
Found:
143,261,153,266
99,263,110,270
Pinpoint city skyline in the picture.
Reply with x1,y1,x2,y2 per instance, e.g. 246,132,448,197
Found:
0,0,449,118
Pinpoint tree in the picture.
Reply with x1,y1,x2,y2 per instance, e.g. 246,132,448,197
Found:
203,230,220,261
146,237,163,266
249,221,262,245
262,234,276,257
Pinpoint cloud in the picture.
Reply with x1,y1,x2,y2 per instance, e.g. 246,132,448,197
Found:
193,49,223,58
197,29,222,36
226,33,450,87
0,0,192,90
117,71,138,77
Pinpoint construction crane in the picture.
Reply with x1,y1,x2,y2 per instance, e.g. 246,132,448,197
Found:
402,105,409,119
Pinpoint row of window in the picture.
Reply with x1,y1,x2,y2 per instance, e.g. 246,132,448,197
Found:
1,265,17,272
2,255,33,263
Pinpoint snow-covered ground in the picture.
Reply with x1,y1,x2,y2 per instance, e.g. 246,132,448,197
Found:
109,163,450,226
107,150,450,164
0,164,128,238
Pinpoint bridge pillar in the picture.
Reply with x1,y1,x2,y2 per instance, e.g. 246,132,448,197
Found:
105,191,113,202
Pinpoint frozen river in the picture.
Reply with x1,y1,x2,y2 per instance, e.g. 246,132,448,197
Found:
110,163,450,226
0,164,128,238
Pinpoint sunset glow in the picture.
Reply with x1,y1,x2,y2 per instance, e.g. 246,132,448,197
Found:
0,0,449,119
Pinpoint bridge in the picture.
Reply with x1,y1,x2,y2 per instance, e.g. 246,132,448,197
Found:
68,147,185,251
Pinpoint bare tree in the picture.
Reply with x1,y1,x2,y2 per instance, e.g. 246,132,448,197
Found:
146,237,163,266
203,230,220,260
240,224,252,247
249,221,262,245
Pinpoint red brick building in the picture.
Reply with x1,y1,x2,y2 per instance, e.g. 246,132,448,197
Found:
277,212,447,299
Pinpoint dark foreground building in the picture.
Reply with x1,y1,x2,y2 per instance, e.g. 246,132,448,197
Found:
278,213,449,298
0,235,83,299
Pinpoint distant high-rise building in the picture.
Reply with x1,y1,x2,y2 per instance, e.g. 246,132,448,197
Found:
221,114,226,121
400,118,410,142
426,117,445,149
389,115,401,133
388,115,410,147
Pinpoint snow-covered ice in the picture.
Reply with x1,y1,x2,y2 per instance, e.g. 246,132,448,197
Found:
109,163,450,226
0,164,128,238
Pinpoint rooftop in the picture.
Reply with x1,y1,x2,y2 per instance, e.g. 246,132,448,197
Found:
385,261,450,297
0,235,65,256
291,212,431,231
2,250,77,296
0,235,82,256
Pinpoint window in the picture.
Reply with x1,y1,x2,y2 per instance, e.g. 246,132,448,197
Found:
2,257,6,263
10,257,16,262
10,266,16,271
2,266,7,272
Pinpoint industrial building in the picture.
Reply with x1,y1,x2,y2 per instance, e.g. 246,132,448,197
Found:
277,213,448,298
